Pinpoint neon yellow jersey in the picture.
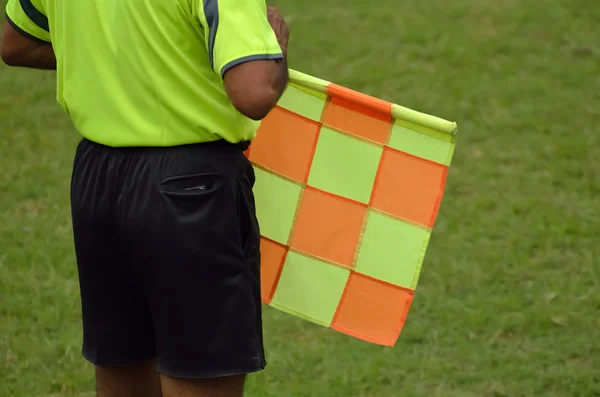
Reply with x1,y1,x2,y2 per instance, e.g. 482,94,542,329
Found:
5,0,283,146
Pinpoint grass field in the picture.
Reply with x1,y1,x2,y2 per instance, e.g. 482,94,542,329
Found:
1,0,599,396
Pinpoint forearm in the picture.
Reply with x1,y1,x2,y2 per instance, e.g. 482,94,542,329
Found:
26,43,56,69
2,42,56,69
270,57,289,100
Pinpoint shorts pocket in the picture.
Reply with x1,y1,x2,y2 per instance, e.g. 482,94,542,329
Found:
159,172,223,198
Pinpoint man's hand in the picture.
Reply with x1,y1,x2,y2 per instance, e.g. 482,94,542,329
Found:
223,6,289,121
0,20,56,70
267,7,289,57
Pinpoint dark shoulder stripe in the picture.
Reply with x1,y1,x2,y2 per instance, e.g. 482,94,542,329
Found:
5,13,49,43
203,0,219,68
18,0,49,32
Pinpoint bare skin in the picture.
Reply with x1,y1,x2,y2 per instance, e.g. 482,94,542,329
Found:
160,374,246,397
96,360,162,397
0,20,56,69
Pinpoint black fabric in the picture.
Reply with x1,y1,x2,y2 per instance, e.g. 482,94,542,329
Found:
70,138,265,378
19,0,49,31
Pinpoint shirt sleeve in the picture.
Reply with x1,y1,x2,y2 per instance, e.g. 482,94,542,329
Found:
195,0,283,78
5,0,51,43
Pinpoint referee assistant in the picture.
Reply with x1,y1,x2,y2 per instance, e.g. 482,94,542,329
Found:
1,1,289,396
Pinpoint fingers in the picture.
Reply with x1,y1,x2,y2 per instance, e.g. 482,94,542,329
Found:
267,6,289,56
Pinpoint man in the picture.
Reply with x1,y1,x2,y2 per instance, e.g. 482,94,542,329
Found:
1,0,289,396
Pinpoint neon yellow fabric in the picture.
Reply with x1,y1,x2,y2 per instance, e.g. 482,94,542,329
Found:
5,0,50,42
193,0,283,77
4,0,283,147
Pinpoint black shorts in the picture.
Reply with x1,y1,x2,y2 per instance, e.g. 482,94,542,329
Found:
70,138,264,378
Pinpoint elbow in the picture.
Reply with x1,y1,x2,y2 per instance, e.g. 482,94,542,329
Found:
230,87,280,121
0,43,21,66
1,54,20,67
237,104,275,121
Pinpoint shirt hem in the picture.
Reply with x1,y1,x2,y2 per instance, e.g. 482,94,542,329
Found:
220,53,284,78
4,13,50,43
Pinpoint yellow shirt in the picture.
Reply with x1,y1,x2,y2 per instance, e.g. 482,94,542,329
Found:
5,0,283,146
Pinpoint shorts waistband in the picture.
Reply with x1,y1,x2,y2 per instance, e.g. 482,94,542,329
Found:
80,138,250,156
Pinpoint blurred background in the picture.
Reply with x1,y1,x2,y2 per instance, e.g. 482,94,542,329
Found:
1,0,598,396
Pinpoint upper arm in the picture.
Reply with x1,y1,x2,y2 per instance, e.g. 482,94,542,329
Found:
193,0,283,78
4,0,51,43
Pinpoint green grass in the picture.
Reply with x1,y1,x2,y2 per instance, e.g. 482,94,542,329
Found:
1,0,599,396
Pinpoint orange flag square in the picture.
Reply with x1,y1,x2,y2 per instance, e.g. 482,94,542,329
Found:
332,273,413,346
259,238,288,304
250,107,320,183
370,148,448,227
290,187,367,267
